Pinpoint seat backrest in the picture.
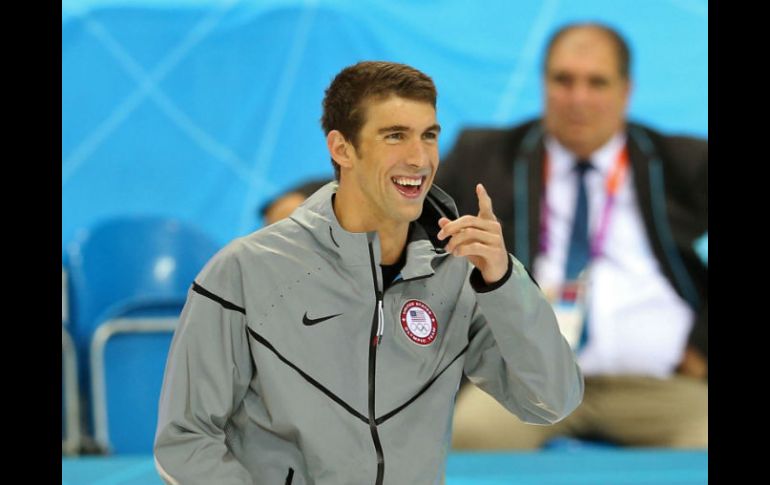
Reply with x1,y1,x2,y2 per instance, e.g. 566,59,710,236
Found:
66,215,220,355
66,215,220,441
100,325,175,454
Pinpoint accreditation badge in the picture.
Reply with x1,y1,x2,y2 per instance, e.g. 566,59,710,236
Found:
543,273,589,350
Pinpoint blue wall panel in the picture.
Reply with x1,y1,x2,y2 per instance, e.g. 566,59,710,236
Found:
62,0,708,251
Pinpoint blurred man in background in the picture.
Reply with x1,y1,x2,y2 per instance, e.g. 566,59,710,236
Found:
437,22,707,449
260,178,332,226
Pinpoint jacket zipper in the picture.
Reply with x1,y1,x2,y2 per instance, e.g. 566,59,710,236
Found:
367,242,385,485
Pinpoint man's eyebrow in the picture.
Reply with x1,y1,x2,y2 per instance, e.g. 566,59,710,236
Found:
378,125,411,134
377,124,441,134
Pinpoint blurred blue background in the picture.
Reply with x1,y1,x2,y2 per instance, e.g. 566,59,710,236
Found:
62,0,708,252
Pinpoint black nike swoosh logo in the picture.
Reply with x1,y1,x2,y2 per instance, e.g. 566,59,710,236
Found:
302,312,343,326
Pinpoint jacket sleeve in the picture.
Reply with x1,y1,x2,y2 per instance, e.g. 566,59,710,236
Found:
462,254,584,424
154,247,255,484
657,132,708,361
685,138,708,360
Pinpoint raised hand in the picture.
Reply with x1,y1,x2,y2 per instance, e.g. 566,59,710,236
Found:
437,183,509,284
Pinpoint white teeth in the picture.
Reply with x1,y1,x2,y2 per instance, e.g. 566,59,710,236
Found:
392,177,422,186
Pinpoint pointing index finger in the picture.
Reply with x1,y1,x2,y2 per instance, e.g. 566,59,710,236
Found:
477,183,495,220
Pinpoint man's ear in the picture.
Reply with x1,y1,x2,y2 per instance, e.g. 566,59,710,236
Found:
327,130,354,170
622,79,633,108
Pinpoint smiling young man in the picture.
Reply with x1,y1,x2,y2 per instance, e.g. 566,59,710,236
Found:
154,61,583,485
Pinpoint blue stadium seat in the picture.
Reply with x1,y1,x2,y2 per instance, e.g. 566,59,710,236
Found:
66,216,220,454
92,318,178,454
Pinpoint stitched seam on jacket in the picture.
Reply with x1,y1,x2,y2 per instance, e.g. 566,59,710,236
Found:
247,328,369,424
375,343,469,425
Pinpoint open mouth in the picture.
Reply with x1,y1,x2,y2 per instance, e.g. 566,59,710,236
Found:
391,176,426,199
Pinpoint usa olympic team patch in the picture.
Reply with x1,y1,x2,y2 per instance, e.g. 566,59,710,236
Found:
400,299,438,346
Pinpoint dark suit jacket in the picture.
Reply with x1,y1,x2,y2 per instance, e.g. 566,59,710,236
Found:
435,118,708,360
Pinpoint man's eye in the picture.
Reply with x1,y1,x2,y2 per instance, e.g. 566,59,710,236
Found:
423,132,438,141
552,74,573,86
385,133,405,141
589,77,609,88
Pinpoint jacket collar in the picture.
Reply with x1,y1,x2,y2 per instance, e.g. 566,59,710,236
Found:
290,181,459,279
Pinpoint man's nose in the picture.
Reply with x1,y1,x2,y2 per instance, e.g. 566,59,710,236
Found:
568,81,591,104
406,138,430,167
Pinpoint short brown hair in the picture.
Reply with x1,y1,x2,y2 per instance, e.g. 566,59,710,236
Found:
321,61,437,180
543,22,631,79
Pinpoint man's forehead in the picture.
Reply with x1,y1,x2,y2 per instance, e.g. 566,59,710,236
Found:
361,95,437,129
548,29,620,73
555,27,615,51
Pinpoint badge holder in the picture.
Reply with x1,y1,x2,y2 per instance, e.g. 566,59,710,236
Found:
544,269,590,350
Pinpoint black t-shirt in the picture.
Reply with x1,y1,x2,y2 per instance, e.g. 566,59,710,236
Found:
380,224,412,292
381,248,406,292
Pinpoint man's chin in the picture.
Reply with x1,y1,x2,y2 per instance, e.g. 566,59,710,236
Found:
398,205,424,223
560,135,595,157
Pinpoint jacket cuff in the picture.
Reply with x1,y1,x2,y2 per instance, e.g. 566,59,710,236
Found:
470,255,514,293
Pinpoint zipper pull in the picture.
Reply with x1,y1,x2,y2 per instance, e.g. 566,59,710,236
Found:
376,294,384,346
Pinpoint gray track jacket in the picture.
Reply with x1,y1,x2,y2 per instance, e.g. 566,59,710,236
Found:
154,182,583,485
